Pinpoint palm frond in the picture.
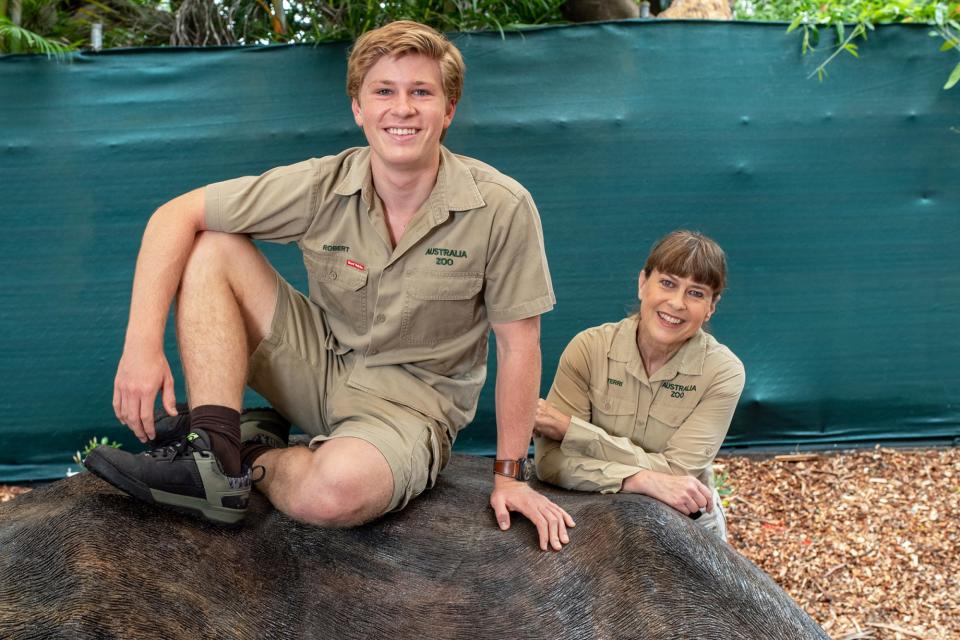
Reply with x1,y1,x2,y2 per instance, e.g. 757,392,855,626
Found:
0,16,72,56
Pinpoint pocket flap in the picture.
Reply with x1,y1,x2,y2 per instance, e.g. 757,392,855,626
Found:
588,388,638,416
406,271,483,301
305,254,368,291
648,404,693,428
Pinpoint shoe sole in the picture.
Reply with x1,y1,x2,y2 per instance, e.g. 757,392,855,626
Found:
84,450,246,527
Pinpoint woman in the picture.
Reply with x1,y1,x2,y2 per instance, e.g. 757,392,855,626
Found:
534,230,744,540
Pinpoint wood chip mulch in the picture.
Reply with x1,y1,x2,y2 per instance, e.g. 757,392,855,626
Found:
720,447,960,640
0,485,31,503
2,447,958,639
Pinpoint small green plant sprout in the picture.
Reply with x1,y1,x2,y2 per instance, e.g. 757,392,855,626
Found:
72,436,122,467
712,466,733,509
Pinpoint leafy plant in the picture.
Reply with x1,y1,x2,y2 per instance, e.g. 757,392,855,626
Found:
0,14,71,55
713,467,732,508
72,436,122,467
735,0,960,88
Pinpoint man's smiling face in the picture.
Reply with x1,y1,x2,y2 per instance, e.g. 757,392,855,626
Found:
351,53,456,174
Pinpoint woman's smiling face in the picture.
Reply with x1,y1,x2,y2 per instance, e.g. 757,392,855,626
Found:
637,269,718,350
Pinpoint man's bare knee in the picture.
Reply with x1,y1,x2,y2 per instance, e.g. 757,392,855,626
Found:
282,440,395,527
181,232,252,286
286,479,389,528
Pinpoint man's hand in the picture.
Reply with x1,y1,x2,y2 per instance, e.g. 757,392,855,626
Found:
533,398,571,441
622,469,713,515
490,474,576,551
113,346,178,443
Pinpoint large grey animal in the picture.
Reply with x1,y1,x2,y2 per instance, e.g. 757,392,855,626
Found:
0,455,827,639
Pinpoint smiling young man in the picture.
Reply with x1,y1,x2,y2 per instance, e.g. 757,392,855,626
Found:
85,20,574,551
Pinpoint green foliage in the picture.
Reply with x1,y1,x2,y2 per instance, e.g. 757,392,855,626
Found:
735,0,960,88
271,0,567,44
72,436,122,467
0,15,71,55
713,467,732,508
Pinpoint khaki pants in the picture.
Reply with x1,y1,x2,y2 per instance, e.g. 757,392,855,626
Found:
696,488,728,542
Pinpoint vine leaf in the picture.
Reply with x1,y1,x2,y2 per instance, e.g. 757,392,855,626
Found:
945,61,960,89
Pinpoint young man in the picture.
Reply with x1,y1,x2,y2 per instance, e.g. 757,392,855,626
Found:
86,20,574,551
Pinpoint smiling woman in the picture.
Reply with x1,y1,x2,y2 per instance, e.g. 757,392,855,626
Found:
533,230,745,541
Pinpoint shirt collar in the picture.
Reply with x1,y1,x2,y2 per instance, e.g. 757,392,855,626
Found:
333,146,486,219
609,315,709,382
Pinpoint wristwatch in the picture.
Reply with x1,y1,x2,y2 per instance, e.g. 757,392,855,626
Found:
493,457,532,481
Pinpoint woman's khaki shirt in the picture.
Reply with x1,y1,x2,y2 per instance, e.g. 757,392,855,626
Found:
535,315,745,492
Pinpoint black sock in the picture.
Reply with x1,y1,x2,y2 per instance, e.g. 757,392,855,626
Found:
190,405,241,476
240,442,274,470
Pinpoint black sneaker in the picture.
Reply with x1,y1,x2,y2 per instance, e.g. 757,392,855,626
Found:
149,403,191,448
239,408,291,449
84,429,251,526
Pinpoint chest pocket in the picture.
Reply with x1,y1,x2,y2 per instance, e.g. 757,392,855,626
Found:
645,404,695,453
401,270,483,345
304,253,369,333
588,387,638,439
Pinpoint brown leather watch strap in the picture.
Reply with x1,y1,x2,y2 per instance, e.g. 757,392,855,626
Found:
493,458,525,480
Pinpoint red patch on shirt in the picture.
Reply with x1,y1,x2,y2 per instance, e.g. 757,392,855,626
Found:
346,259,366,272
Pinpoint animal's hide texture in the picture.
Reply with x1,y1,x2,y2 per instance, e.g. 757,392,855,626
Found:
0,455,827,639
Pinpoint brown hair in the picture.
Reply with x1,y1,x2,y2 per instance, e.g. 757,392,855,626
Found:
346,21,465,104
643,230,727,298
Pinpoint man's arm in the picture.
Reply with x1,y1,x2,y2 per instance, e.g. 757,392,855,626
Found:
113,188,207,443
489,316,576,551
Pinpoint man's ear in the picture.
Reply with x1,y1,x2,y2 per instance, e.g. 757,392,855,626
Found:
352,97,363,128
443,99,457,130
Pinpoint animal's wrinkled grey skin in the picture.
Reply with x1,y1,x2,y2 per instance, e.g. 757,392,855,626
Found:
0,455,827,640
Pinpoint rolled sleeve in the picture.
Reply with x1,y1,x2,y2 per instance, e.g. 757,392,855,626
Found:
204,159,320,243
535,435,638,494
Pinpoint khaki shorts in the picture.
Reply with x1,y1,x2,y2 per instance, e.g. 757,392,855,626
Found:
246,273,451,512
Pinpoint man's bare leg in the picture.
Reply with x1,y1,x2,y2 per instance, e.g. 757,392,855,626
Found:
176,231,277,409
176,231,394,526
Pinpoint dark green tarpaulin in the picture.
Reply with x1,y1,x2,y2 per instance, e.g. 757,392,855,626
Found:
1,22,958,480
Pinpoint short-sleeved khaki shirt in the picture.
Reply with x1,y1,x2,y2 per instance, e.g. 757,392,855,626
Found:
204,146,555,435
534,315,745,492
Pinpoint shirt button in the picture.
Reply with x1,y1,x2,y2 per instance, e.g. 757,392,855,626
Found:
376,314,386,324
369,348,378,355
328,271,337,280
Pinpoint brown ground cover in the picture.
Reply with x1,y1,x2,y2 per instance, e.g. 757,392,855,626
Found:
721,447,959,640
3,447,958,639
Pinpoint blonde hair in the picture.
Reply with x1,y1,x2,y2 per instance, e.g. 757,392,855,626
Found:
643,230,727,298
346,21,465,103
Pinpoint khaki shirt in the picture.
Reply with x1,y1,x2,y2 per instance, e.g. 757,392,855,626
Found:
205,146,555,434
535,315,744,492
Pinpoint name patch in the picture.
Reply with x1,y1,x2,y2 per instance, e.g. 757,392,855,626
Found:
346,259,366,272
608,378,623,387
323,244,350,252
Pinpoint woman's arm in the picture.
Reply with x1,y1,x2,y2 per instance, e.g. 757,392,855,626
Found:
536,346,745,504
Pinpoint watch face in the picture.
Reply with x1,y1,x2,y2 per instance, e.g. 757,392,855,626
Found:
520,458,533,482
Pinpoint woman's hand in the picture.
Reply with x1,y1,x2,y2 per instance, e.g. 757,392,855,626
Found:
533,399,572,441
622,469,713,515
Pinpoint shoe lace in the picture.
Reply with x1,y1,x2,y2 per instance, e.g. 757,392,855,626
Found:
146,433,204,462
